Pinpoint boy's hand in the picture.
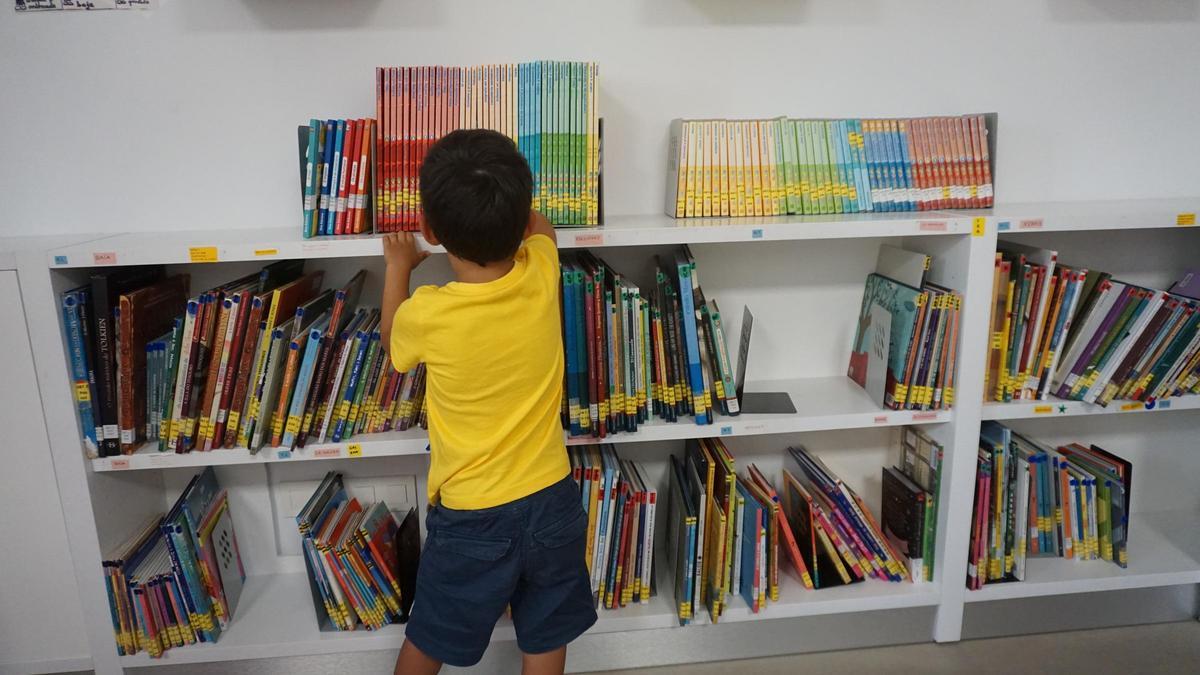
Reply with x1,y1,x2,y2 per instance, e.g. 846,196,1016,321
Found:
383,232,430,271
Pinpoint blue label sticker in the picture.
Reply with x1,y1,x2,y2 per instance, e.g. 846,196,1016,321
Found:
997,221,1011,231
277,450,292,459
720,426,733,435
751,229,764,239
54,255,68,265
1158,400,1171,409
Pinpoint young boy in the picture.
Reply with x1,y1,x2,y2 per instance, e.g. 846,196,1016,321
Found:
382,129,596,675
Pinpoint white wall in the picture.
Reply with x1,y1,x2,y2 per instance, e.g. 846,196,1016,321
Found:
3,0,1200,237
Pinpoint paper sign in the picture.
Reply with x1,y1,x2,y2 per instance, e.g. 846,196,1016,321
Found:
574,232,604,247
347,443,362,457
109,458,130,470
972,217,986,237
1120,402,1142,411
873,415,889,424
93,252,117,265
918,221,948,232
189,246,219,263
314,447,340,458
1018,218,1043,230
1033,405,1053,414
254,248,279,257
911,412,938,422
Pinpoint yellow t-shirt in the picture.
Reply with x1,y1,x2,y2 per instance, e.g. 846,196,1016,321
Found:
389,234,569,510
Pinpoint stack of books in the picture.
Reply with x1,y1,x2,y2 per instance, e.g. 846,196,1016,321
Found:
880,427,944,583
571,445,658,610
665,115,993,218
848,245,963,411
984,243,1200,406
296,472,420,631
968,423,1132,589
63,263,428,458
301,118,376,238
560,246,740,438
375,61,600,232
101,468,245,658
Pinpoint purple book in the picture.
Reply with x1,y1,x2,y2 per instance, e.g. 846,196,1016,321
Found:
1170,270,1200,301
1054,284,1134,399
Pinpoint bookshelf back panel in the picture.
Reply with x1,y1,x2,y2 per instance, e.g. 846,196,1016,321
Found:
999,228,1199,292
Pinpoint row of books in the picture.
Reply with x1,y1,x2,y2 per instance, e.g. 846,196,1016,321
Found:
560,247,740,437
848,245,963,411
666,439,913,625
63,262,428,458
297,472,419,631
880,427,945,583
101,468,245,657
968,423,1132,589
571,445,658,609
665,115,993,219
374,61,600,233
302,118,375,238
985,240,1200,405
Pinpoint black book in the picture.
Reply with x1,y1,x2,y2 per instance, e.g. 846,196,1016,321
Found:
395,507,421,622
880,466,926,579
89,266,165,455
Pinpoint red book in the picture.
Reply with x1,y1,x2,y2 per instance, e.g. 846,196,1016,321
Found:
211,287,253,446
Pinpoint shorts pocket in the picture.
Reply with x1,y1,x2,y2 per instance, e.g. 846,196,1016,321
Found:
532,508,587,549
432,530,513,561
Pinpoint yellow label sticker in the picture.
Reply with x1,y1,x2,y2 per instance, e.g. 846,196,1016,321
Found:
1120,402,1142,411
74,382,91,402
226,411,240,431
285,416,301,435
972,217,986,237
254,248,279,257
1177,213,1196,226
347,443,362,457
188,246,219,263
1033,405,1053,414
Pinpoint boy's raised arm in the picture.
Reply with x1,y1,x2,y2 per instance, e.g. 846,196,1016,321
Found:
380,232,430,350
524,209,556,245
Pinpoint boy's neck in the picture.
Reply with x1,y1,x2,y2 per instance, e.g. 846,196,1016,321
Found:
449,254,516,284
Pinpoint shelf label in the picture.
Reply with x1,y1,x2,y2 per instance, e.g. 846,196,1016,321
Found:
302,242,331,254
574,232,604,247
109,458,130,470
54,255,68,266
997,221,1011,231
918,220,948,232
911,412,938,422
720,426,733,435
277,450,292,460
1177,213,1196,227
148,454,172,467
1033,405,1053,414
93,252,117,265
347,443,362,457
972,217,986,237
1158,400,1172,410
255,248,279,257
751,229,764,240
1018,218,1043,230
188,246,219,263
873,414,889,424
1120,402,1142,411
314,446,340,458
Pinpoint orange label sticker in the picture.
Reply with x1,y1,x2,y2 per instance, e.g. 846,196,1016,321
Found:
1033,405,1053,414
93,252,117,265
1120,402,1142,411
574,232,604,247
1177,213,1196,227
314,447,340,458
918,221,948,232
110,458,130,470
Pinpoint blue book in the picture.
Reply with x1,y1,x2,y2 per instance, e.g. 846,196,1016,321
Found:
562,263,581,435
282,316,330,448
325,120,346,236
849,119,871,212
896,121,915,211
62,288,99,456
596,447,617,590
737,479,762,607
331,324,372,442
303,120,321,238
318,120,336,235
672,253,708,424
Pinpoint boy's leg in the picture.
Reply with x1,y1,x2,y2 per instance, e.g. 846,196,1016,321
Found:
522,646,566,675
395,639,442,675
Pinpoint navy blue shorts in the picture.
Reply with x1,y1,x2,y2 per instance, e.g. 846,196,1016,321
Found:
405,475,597,667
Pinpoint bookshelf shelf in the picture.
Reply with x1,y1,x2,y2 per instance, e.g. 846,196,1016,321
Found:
967,198,1200,233
44,212,975,269
90,376,951,472
964,510,1200,602
981,394,1200,421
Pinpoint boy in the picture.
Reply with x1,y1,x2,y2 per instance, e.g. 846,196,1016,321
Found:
382,129,596,675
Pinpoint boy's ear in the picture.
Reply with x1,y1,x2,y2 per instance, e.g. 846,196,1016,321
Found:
418,214,439,245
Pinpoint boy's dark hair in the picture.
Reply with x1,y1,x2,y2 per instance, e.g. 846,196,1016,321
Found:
419,129,533,266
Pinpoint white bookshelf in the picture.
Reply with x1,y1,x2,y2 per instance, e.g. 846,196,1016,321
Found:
10,202,1198,674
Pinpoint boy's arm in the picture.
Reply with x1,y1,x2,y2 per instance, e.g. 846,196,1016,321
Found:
380,233,430,351
524,209,556,245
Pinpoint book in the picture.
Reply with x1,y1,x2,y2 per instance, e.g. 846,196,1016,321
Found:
372,61,600,233
666,115,994,218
